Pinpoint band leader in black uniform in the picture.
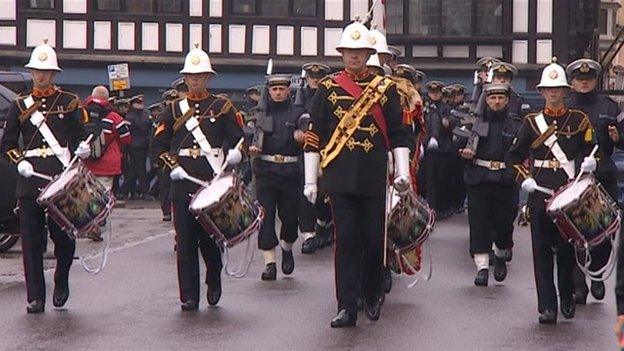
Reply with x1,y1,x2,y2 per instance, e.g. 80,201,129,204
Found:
0,42,91,313
151,46,244,311
455,84,522,287
506,59,597,324
302,21,412,328
565,58,623,305
249,74,305,281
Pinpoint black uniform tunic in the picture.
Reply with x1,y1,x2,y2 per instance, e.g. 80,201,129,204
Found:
151,93,244,304
304,70,411,315
0,87,86,304
506,107,594,315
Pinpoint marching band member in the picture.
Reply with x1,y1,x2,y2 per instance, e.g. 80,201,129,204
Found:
455,84,522,286
0,41,90,313
151,46,244,311
505,58,596,324
565,58,623,304
302,20,411,327
250,74,305,281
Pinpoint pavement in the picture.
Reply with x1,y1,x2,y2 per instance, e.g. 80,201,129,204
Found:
0,205,620,351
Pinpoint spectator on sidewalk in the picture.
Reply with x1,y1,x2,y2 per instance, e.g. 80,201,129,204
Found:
120,94,153,200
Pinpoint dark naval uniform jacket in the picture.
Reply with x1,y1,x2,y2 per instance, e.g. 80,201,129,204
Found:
151,93,244,200
0,87,87,198
303,70,412,197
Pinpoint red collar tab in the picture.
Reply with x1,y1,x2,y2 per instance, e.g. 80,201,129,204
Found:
544,106,568,117
344,68,371,81
32,86,58,98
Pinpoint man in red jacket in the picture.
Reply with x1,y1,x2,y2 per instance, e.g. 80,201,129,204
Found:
83,86,131,240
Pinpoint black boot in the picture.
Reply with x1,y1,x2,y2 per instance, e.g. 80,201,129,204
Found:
181,300,198,311
538,309,557,324
301,237,317,254
474,269,488,287
364,297,383,321
384,268,393,293
503,248,513,262
207,277,222,306
591,281,605,300
330,309,356,328
26,300,45,314
281,249,294,275
53,282,69,308
261,263,277,281
356,297,364,311
162,214,172,222
493,256,507,282
574,285,589,305
560,299,575,319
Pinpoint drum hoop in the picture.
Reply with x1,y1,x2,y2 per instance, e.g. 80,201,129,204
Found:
37,163,90,204
197,201,266,249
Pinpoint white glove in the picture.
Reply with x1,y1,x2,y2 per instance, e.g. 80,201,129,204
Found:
581,156,597,173
427,137,438,150
303,184,318,204
303,152,320,203
75,141,91,159
521,178,537,193
392,147,411,194
17,160,34,178
170,166,189,181
225,148,242,166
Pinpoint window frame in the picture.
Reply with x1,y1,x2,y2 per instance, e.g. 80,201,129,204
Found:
93,0,183,13
28,0,55,9
230,0,317,18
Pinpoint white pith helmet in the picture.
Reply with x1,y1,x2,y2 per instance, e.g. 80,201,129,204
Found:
335,19,377,53
369,24,392,55
24,39,61,72
536,57,570,89
180,44,217,75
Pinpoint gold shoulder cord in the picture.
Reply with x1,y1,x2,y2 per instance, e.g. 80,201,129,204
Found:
320,76,390,168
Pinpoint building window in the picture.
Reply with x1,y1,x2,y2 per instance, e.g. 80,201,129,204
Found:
386,0,404,34
96,0,121,11
441,0,472,36
232,0,255,14
293,0,316,16
29,0,54,8
475,0,502,36
599,9,608,35
261,0,289,16
125,0,153,13
156,0,182,13
409,0,439,35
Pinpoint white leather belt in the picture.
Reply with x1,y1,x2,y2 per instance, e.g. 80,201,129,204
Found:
474,159,506,170
259,154,299,163
178,147,222,159
533,159,574,170
25,146,68,158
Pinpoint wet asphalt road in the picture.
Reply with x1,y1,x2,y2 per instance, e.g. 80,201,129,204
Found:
0,209,620,351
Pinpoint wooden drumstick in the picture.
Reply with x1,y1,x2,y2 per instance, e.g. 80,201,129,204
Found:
183,174,210,188
572,144,599,188
216,137,245,176
31,171,53,181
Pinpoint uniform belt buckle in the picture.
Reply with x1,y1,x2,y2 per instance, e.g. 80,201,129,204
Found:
189,147,201,159
548,159,560,169
40,146,49,158
489,161,501,170
274,155,285,163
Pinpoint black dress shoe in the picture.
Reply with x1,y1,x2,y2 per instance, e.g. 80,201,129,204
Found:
574,287,588,305
301,237,317,254
281,249,294,275
181,300,198,311
504,248,513,262
162,214,172,222
26,300,45,314
356,297,364,311
364,297,382,321
591,281,605,300
261,263,277,281
474,269,489,287
207,285,222,306
493,256,507,282
53,283,69,308
384,268,393,293
330,309,356,328
560,300,575,319
488,251,495,266
538,310,557,324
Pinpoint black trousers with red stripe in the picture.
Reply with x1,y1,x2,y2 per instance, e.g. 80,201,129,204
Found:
173,198,222,303
19,198,75,303
330,193,385,315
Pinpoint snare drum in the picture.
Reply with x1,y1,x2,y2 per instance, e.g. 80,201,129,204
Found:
37,163,115,238
189,172,264,248
386,190,435,275
546,175,620,249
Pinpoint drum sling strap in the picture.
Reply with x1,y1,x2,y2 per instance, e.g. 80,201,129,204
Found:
320,74,391,168
178,98,224,174
534,113,575,179
23,95,71,167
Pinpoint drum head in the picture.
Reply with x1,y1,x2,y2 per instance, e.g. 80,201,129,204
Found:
39,166,80,201
547,177,593,212
189,174,235,211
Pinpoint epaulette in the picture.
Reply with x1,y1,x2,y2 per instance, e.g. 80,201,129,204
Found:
58,89,81,111
523,112,540,135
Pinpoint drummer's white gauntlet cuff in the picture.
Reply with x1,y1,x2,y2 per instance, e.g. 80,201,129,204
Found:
17,160,34,178
581,156,597,173
392,147,411,194
170,166,189,181
75,141,91,159
303,152,320,204
521,178,537,193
